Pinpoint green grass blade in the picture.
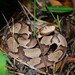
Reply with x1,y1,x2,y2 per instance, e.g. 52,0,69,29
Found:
45,4,60,27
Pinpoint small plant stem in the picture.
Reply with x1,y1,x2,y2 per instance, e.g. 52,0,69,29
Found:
18,0,34,32
59,54,68,75
28,0,32,11
18,0,31,24
72,0,75,10
53,63,56,75
16,58,46,74
45,4,60,28
23,4,50,24
33,0,36,36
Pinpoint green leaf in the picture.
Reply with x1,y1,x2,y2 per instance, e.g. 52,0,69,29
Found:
44,4,61,28
0,51,6,65
0,51,8,75
41,6,73,13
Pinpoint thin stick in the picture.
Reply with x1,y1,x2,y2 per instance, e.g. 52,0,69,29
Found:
17,0,32,26
33,0,37,36
36,36,49,74
0,25,8,32
17,0,34,32
16,58,46,75
1,13,13,34
23,4,50,24
2,13,10,29
72,0,75,10
36,0,43,7
59,54,68,75
11,18,16,75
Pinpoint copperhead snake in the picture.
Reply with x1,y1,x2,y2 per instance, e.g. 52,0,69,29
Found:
1,21,67,72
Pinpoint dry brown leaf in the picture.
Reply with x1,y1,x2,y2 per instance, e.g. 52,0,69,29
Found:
48,0,62,6
61,0,72,7
67,56,75,62
56,60,62,71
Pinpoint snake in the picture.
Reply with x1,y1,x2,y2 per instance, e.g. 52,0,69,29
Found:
1,21,67,72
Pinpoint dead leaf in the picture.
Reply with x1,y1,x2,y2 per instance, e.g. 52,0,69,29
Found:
48,0,62,6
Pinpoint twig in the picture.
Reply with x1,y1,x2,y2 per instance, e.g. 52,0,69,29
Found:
0,25,8,32
1,13,13,35
18,0,32,25
36,35,49,74
23,4,50,24
59,54,68,75
72,0,75,10
2,13,10,29
7,57,14,68
65,16,70,40
17,0,34,32
16,58,46,75
9,71,25,75
53,63,56,75
11,18,16,75
36,0,43,7
33,0,37,36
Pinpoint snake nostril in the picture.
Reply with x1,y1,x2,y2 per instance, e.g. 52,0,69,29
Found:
50,43,58,52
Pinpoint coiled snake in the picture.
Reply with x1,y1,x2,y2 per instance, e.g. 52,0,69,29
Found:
1,20,67,74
